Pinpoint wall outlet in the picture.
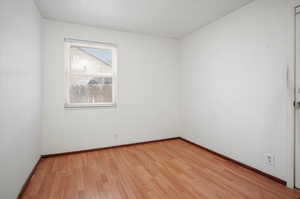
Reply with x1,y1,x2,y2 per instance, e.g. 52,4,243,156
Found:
114,134,119,140
264,154,275,167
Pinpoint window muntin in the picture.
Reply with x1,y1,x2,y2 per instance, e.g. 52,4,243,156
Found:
64,39,117,108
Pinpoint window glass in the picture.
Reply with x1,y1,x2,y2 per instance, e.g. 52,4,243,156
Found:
65,40,117,107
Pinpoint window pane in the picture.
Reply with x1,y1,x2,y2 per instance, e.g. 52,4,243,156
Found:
69,76,112,103
70,46,112,75
68,45,114,104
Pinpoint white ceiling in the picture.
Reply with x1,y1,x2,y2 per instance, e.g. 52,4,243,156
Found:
35,0,253,38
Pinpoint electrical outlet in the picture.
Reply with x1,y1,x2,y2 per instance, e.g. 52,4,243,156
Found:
265,154,275,167
114,134,119,140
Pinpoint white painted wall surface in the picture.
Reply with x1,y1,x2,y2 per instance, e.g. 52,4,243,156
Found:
180,0,289,180
42,20,180,154
0,0,42,198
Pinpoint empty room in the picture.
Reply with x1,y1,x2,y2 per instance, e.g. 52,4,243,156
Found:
2,0,300,198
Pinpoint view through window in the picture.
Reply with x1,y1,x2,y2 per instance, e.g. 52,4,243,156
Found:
64,39,117,107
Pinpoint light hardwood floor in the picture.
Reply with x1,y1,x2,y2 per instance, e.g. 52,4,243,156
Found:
21,139,300,199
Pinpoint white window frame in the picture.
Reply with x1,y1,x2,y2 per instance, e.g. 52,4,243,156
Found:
64,38,118,108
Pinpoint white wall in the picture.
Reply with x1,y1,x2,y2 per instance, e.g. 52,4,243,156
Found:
42,20,180,154
180,0,289,180
0,0,42,198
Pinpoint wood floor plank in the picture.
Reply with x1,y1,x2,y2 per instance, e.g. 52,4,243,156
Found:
21,139,300,199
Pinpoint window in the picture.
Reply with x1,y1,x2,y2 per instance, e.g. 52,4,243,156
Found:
64,39,117,108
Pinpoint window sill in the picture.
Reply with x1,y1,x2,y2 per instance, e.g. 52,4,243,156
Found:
64,103,117,109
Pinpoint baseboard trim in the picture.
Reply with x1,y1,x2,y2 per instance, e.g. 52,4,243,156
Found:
179,137,287,186
17,157,42,199
42,137,180,158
